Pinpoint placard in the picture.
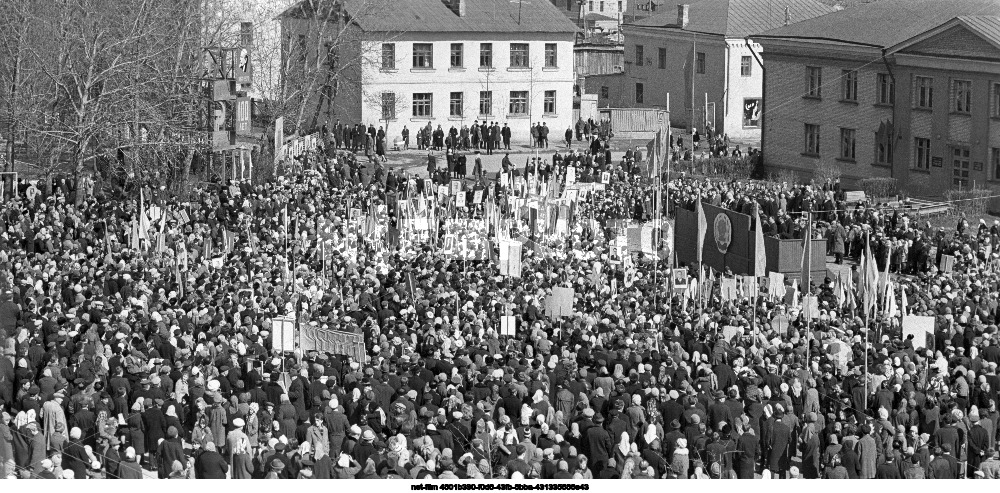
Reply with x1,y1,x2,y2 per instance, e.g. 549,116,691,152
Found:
802,295,819,321
600,171,611,183
939,254,955,273
272,316,296,352
722,325,742,342
720,277,737,302
451,180,463,196
768,272,786,300
902,316,934,350
672,269,688,290
473,190,484,204
566,166,577,185
500,316,517,337
546,287,575,318
299,326,365,360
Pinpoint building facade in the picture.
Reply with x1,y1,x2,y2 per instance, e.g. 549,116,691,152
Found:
280,0,578,143
756,0,1000,194
608,0,834,143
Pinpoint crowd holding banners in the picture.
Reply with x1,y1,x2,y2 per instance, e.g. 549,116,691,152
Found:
0,132,999,483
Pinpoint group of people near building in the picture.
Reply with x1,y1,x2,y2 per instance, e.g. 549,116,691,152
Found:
1,138,999,481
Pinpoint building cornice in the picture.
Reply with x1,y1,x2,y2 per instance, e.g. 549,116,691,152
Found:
894,53,1000,75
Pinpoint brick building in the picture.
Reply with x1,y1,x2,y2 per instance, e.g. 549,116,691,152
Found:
755,0,1000,195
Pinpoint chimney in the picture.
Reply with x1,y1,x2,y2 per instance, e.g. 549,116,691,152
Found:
677,4,689,28
784,6,790,26
444,0,466,17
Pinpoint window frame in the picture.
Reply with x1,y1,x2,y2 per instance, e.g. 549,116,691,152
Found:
841,70,858,102
914,76,933,109
381,92,396,120
993,82,1000,118
450,43,464,68
876,73,895,105
544,43,558,68
952,79,972,114
381,43,396,70
839,127,856,161
635,82,644,104
543,90,556,115
953,146,971,187
412,92,433,117
635,44,644,67
480,43,493,68
913,137,931,170
658,48,666,69
992,147,1000,181
510,43,530,69
696,52,706,74
806,66,822,98
804,123,820,156
449,92,464,117
412,43,434,69
479,90,493,117
740,56,752,77
509,90,528,115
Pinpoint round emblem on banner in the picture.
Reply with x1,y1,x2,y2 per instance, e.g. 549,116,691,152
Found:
714,213,732,254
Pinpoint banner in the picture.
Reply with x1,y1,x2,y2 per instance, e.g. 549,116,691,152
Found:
299,326,365,360
939,254,955,273
500,316,517,337
546,287,575,318
499,239,522,277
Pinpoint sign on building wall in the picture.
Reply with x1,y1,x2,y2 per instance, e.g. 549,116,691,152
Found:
743,98,761,128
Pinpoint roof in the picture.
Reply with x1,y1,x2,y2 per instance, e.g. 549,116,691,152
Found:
627,0,837,38
756,0,1000,48
585,13,619,22
281,0,580,34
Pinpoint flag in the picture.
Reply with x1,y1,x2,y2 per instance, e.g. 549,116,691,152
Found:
885,280,898,318
878,247,891,306
754,203,767,276
800,213,812,290
862,234,879,317
834,272,845,308
845,269,857,312
155,211,167,253
696,195,707,265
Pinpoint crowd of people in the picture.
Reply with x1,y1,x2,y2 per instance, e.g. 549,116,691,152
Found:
1,137,999,482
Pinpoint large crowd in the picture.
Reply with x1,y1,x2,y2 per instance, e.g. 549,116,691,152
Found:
0,138,999,481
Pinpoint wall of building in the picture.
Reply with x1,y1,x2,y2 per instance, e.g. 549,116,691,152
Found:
761,50,894,185
359,33,576,144
723,39,764,143
621,27,726,131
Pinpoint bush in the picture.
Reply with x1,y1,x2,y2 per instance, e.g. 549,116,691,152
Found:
943,188,992,217
858,177,898,200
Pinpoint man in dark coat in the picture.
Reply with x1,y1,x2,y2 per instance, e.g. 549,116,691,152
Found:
584,414,613,475
767,409,792,477
194,442,229,478
735,427,759,478
157,426,187,478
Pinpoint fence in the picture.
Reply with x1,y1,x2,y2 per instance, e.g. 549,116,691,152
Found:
598,108,668,140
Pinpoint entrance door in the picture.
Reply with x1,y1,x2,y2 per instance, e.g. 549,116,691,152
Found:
953,146,970,188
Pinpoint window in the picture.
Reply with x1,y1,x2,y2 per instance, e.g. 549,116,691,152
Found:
875,121,893,165
839,128,856,161
806,67,822,98
635,83,644,104
544,90,556,114
914,76,933,109
952,79,972,113
953,146,970,187
696,52,706,74
509,91,528,115
841,70,858,102
510,43,529,68
877,73,894,105
600,86,609,99
450,43,463,68
993,82,1000,117
658,48,666,69
992,148,1000,181
381,43,395,70
479,91,493,116
618,1,623,11
381,92,396,120
412,43,433,68
804,124,820,155
635,45,644,66
600,1,604,11
480,43,493,68
449,92,463,117
298,35,307,62
412,93,432,117
740,56,752,77
544,43,557,68
913,137,931,170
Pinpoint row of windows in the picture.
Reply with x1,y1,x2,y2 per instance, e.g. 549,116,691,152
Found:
382,43,558,70
632,45,710,74
804,68,1000,115
381,91,558,119
586,0,624,12
802,123,1000,183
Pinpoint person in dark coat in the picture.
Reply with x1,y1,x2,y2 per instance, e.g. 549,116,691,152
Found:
119,447,145,479
584,414,613,475
735,427,759,478
62,428,89,479
194,442,229,479
767,409,791,477
157,426,186,479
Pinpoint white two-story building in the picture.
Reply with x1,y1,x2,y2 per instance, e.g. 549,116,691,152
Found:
281,0,578,144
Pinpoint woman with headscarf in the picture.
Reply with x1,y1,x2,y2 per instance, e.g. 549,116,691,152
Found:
191,415,214,450
574,454,594,479
613,431,630,473
126,400,146,460
671,437,690,479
